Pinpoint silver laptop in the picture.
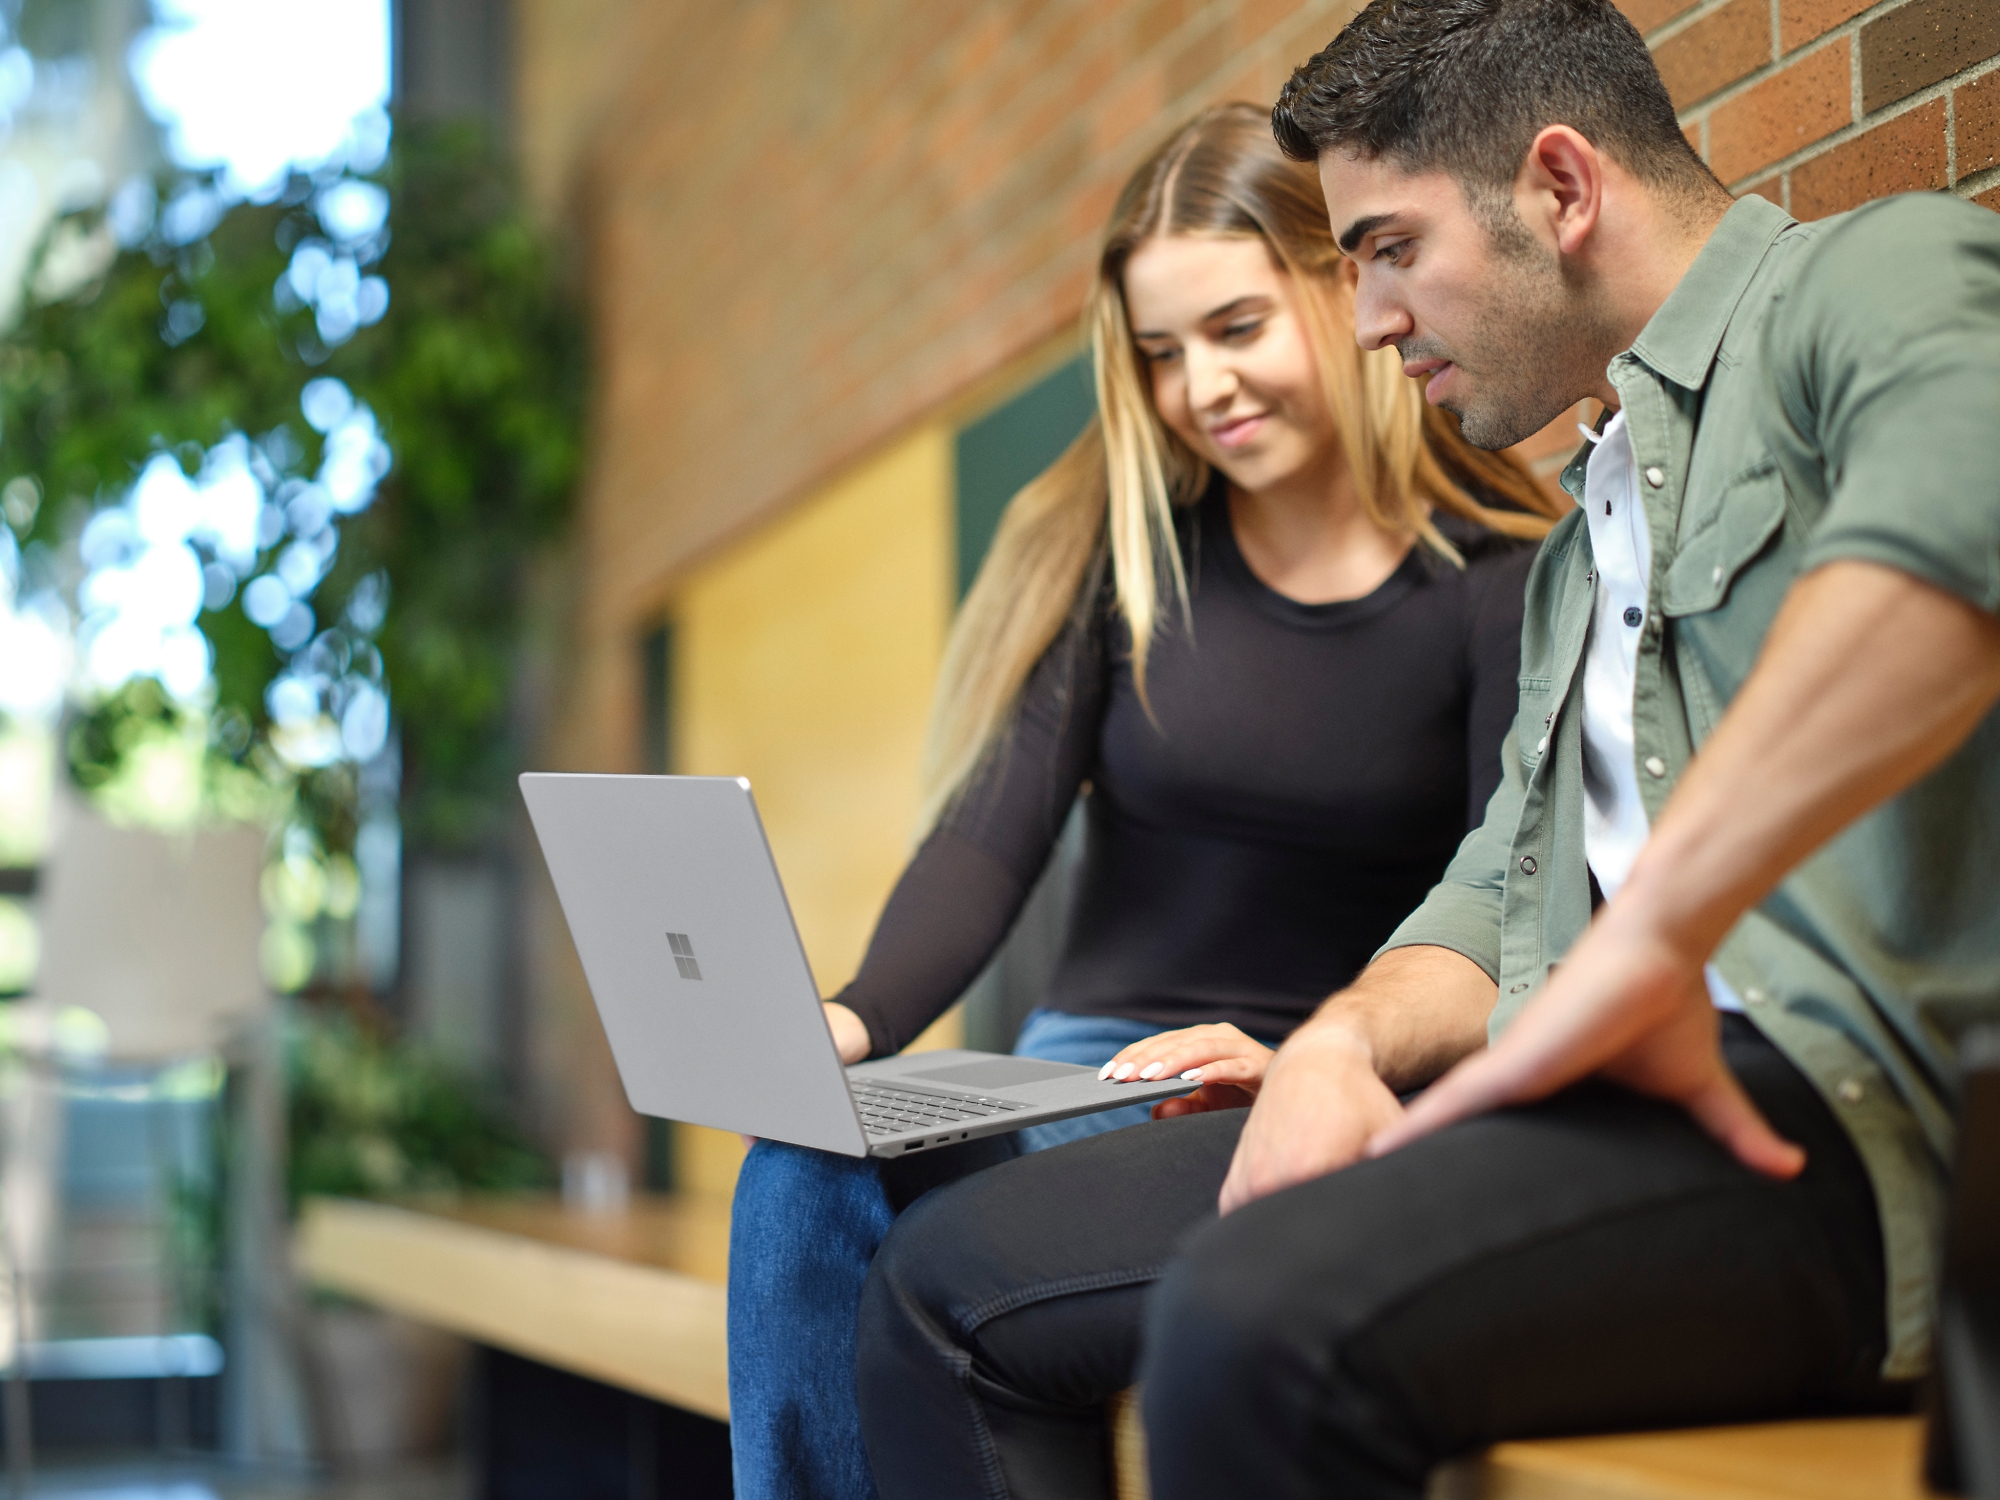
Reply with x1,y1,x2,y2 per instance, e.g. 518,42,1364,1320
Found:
520,773,1191,1157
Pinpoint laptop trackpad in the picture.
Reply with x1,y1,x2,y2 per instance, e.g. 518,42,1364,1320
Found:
909,1057,1082,1090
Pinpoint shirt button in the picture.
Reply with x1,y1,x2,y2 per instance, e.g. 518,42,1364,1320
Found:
1643,755,1668,778
1535,735,1548,754
1711,565,1724,586
1644,466,1666,488
1837,1078,1866,1105
1509,983,1528,994
1518,856,1538,875
1622,606,1643,627
1744,986,1769,1006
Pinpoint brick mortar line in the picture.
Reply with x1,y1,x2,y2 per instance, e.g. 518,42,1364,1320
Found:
1713,51,2000,190
1947,89,1957,183
1648,0,1759,51
1850,10,1865,123
1672,25,1849,122
1960,163,2000,198
1666,0,1978,120
1643,0,1895,55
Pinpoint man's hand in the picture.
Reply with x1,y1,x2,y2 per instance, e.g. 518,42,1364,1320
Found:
1369,902,1803,1177
1219,1025,1404,1213
1217,944,1496,1214
1371,562,2000,1175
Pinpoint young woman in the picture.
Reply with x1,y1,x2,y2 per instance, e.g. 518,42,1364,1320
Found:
728,102,1561,1500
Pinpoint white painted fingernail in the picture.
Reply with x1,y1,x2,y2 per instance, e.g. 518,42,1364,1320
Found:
1139,1062,1165,1080
1114,1062,1136,1080
1098,1063,1115,1080
1180,1069,1203,1081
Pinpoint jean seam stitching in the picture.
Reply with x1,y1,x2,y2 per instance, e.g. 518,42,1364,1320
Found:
949,1346,1017,1500
954,1265,1166,1338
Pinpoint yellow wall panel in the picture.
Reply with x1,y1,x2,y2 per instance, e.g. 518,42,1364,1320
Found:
668,424,959,1197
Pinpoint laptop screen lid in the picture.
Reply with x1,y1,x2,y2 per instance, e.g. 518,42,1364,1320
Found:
520,773,868,1156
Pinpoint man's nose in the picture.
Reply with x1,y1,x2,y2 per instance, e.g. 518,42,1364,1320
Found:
1352,273,1409,352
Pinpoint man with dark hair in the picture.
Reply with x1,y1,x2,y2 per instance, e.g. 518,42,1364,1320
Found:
850,2,2000,1496
1269,0,1720,224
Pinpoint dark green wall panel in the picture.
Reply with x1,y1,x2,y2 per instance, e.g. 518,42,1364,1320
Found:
952,357,1094,599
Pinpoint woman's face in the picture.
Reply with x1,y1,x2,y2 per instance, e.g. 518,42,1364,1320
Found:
1122,234,1340,495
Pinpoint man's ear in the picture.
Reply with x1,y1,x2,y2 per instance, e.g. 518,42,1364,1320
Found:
1515,125,1604,258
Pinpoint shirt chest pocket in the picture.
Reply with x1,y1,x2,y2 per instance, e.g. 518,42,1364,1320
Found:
1661,463,1790,616
1660,463,1796,733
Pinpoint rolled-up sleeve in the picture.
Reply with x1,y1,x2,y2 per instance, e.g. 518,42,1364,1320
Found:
1782,194,2000,612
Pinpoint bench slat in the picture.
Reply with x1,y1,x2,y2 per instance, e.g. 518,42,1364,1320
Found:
295,1195,732,1421
1428,1416,1928,1500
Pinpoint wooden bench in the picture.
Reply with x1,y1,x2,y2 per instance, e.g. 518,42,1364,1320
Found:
1112,1403,1931,1500
295,1192,732,1422
298,1194,1935,1499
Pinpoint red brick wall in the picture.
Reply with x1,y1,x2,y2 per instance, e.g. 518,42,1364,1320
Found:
518,0,2000,776
1631,0,2000,215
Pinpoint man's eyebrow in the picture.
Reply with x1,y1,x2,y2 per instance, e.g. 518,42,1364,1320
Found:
1337,213,1397,255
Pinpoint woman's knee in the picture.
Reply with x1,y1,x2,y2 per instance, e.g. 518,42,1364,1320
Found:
730,1140,897,1292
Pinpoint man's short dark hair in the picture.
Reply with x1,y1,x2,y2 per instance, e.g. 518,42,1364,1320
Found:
1272,0,1720,204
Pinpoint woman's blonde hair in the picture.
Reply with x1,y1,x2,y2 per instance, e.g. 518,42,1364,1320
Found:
917,102,1561,833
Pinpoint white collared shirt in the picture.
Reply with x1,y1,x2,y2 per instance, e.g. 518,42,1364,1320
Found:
1577,412,1740,1012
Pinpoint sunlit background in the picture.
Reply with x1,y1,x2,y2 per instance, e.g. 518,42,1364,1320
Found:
0,0,393,991
0,0,570,1491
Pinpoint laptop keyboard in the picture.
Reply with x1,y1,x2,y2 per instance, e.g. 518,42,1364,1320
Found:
851,1080,1030,1138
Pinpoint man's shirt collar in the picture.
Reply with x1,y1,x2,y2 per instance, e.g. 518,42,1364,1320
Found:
1624,194,1794,392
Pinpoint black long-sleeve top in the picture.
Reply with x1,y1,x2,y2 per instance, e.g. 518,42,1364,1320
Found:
838,482,1538,1057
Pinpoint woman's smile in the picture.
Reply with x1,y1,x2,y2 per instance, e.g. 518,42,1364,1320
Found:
1209,411,1270,449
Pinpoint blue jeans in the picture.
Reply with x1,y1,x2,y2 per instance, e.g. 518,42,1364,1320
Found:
727,1009,1167,1500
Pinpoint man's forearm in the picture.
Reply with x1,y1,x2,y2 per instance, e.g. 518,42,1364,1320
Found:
1620,560,2000,957
1369,561,2000,1176
1300,944,1497,1093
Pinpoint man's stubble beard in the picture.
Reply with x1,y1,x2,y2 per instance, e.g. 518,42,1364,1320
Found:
1418,214,1612,451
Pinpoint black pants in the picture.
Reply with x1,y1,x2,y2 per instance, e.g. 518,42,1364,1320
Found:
854,1017,1902,1500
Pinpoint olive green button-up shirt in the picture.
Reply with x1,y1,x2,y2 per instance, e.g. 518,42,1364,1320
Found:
1383,192,2000,1378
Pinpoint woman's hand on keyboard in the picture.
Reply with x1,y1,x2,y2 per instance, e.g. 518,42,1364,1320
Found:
823,1001,872,1065
1096,1023,1274,1118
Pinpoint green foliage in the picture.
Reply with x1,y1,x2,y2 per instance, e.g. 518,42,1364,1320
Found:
286,1005,550,1210
1,119,585,853
324,124,585,849
63,675,287,829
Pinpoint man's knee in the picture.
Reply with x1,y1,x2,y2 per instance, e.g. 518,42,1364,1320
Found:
1140,1194,1342,1431
1136,1174,1443,1498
